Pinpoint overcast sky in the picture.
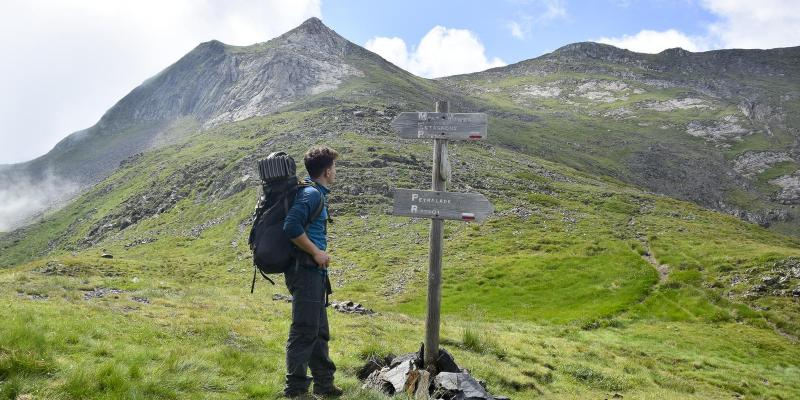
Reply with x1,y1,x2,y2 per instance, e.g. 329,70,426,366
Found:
1,0,798,165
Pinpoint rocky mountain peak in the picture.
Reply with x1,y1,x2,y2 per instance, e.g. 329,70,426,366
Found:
294,17,332,35
273,17,350,56
659,47,692,57
549,41,638,62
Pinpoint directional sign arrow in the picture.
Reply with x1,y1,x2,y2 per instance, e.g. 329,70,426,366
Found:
392,189,493,222
390,112,488,140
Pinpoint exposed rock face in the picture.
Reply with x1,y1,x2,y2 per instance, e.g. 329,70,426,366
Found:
109,18,363,128
770,173,800,204
685,115,749,142
733,151,794,177
642,98,710,112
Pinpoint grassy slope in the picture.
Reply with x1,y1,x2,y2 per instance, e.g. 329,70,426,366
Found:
444,58,800,236
2,97,800,399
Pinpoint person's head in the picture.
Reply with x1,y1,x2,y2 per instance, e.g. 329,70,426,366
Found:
304,145,339,185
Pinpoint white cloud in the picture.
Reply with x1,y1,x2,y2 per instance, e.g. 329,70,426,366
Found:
539,0,568,22
507,21,525,39
505,0,568,40
365,26,506,78
596,29,708,53
0,0,321,165
593,0,799,53
702,0,800,49
364,36,410,69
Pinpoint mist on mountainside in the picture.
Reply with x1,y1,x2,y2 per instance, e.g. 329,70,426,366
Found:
0,171,78,232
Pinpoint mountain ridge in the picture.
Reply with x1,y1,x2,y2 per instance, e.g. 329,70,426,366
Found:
2,18,800,235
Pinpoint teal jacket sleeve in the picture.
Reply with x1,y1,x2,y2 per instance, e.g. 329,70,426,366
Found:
283,187,322,239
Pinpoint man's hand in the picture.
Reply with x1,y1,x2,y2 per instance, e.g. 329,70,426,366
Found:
313,250,331,269
289,233,330,269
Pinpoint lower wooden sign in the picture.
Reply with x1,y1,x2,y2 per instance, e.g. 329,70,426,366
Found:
392,188,493,222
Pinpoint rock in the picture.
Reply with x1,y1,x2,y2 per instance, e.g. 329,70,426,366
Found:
433,372,494,400
436,348,461,374
358,355,393,380
83,288,124,300
385,360,413,393
792,286,800,297
359,346,505,400
101,253,114,259
732,151,793,178
391,352,422,369
642,98,709,112
132,296,150,304
770,173,800,204
362,368,394,395
353,110,367,117
331,300,375,315
39,261,67,275
762,276,778,286
19,292,48,301
434,372,461,391
404,369,422,395
272,293,293,302
414,370,431,399
685,116,748,142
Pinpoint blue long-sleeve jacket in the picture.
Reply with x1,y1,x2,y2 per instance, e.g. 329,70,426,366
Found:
283,177,330,251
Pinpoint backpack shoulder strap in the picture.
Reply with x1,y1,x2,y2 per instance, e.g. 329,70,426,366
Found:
298,181,325,228
306,183,325,227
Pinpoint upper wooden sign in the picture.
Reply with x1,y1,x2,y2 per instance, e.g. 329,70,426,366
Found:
390,112,488,140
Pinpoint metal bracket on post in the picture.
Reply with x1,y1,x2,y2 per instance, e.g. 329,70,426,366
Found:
440,145,451,183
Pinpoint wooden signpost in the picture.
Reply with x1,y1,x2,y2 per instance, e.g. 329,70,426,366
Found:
392,189,492,222
390,101,492,371
390,112,488,140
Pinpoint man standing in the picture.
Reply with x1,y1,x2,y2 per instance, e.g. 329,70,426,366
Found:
282,146,342,398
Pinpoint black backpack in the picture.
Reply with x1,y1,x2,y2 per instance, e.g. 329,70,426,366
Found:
248,152,324,293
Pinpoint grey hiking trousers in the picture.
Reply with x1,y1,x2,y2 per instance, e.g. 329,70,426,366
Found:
284,261,336,394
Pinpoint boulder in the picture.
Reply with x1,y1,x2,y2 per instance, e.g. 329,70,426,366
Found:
413,370,431,399
433,372,494,400
385,360,413,393
362,368,394,395
357,355,393,380
436,348,461,373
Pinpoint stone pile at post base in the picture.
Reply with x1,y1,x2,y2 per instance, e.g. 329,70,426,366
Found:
360,345,508,400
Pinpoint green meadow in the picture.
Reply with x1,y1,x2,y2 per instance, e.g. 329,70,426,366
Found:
2,105,800,399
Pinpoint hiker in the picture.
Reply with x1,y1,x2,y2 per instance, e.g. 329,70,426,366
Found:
282,145,341,398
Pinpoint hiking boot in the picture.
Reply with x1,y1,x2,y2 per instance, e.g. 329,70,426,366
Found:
313,384,343,397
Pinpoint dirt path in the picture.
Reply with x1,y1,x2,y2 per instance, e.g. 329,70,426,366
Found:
628,216,669,283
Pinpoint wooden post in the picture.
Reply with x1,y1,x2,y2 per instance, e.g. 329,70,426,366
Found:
425,100,448,370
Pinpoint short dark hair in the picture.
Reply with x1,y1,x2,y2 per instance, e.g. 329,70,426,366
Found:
304,146,339,178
